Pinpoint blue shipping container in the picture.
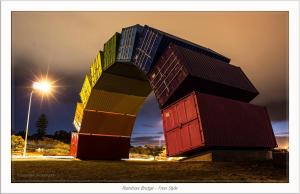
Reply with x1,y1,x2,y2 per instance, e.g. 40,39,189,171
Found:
117,24,144,63
133,25,231,74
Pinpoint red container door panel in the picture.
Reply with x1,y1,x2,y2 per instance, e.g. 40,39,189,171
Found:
188,119,204,148
176,100,188,124
182,94,198,123
166,120,205,156
180,124,191,152
175,128,182,154
176,94,197,125
162,106,179,132
162,93,198,132
166,130,177,156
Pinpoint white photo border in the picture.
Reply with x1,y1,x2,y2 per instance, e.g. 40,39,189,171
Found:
1,0,299,193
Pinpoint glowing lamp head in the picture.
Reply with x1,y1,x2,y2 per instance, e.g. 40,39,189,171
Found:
33,81,51,93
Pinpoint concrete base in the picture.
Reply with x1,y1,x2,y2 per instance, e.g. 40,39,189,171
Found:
182,149,273,162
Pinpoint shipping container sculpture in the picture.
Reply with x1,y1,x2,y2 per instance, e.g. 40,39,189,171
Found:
70,132,130,160
71,24,277,161
90,51,104,87
133,25,230,74
162,92,277,156
79,75,92,107
103,32,121,71
148,43,259,107
73,102,84,131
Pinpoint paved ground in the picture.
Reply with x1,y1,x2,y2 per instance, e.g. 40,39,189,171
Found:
11,159,288,183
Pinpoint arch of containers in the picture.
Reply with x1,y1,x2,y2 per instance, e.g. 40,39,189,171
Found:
70,24,277,160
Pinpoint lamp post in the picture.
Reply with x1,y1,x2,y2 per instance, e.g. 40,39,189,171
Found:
22,81,52,157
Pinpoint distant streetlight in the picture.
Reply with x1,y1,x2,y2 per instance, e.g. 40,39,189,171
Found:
23,80,52,157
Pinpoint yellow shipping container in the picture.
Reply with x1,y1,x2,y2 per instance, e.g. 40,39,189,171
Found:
73,102,84,131
79,75,92,107
90,51,103,87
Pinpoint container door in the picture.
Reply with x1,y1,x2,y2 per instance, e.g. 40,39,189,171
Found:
176,101,188,124
180,124,191,152
166,130,177,156
189,119,204,147
184,95,198,122
162,105,179,132
175,129,182,154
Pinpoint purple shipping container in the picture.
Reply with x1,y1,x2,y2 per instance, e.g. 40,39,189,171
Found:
149,43,259,107
74,133,130,160
133,25,230,74
162,92,277,157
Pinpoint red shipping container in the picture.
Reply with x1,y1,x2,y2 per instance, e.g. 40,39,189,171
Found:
70,132,79,157
148,43,259,107
162,92,277,157
70,133,130,160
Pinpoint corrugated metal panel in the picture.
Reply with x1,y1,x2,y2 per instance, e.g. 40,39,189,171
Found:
79,110,136,137
196,93,277,148
148,44,258,107
76,133,130,160
133,25,230,74
79,75,92,107
103,62,148,81
85,89,146,115
148,46,189,106
117,24,144,63
162,92,277,157
174,44,258,94
94,72,151,97
69,132,78,157
162,94,205,156
103,32,121,71
90,51,104,88
73,102,84,131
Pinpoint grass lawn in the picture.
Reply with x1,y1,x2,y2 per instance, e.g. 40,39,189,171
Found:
12,159,288,183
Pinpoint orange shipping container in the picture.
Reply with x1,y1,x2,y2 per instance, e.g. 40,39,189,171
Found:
85,89,146,116
79,110,136,137
73,102,84,131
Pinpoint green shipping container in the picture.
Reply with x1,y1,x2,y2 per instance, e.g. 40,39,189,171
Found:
85,89,146,116
79,75,92,107
90,51,104,88
103,32,120,71
94,72,151,97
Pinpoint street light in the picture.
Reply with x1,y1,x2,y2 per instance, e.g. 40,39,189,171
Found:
22,80,52,157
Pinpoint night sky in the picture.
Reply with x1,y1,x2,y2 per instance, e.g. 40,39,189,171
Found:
12,12,288,147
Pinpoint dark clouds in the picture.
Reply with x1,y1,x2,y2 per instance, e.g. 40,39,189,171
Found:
12,12,288,145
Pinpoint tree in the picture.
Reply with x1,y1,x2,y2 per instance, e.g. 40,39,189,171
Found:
15,130,25,139
11,135,25,152
145,145,164,160
53,130,71,143
35,114,48,139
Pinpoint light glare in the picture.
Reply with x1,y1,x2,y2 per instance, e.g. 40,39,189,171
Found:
32,81,51,93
